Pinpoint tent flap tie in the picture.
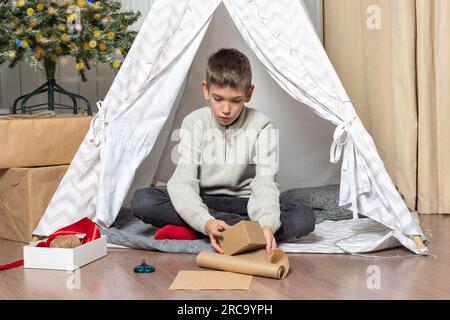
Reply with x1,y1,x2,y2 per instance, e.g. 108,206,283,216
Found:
90,101,108,146
329,115,358,165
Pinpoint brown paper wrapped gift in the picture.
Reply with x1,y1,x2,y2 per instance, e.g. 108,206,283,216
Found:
0,115,92,169
218,220,267,256
0,165,68,243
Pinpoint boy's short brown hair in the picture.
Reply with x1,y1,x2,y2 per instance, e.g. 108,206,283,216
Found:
206,48,252,91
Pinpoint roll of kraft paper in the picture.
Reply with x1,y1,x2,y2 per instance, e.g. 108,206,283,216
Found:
196,248,289,280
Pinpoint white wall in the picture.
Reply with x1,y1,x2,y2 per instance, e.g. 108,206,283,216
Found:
150,1,340,193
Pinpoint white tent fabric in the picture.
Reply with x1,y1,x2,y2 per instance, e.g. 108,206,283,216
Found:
33,0,427,254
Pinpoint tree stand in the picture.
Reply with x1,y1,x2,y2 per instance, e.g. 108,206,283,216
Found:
12,59,92,115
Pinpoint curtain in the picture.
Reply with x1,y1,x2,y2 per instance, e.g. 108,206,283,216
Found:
324,0,450,214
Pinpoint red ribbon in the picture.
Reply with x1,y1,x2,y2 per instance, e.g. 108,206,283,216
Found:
0,217,100,271
0,260,24,270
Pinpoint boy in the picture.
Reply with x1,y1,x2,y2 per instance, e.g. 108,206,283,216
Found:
131,48,315,254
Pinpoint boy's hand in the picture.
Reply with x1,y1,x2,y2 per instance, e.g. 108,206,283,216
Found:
205,219,230,254
262,225,277,255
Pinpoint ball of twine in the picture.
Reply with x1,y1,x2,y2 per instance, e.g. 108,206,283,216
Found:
50,235,81,248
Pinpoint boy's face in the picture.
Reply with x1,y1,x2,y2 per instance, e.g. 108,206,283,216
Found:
201,81,254,126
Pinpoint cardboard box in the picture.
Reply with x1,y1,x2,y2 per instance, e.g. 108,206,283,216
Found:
0,165,68,243
219,221,267,256
24,235,107,271
0,115,92,169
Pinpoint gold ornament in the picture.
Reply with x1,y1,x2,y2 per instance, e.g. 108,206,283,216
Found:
16,0,25,7
58,23,66,31
67,13,77,22
47,7,56,15
36,3,45,11
26,8,35,16
94,30,102,39
83,42,90,49
50,55,58,63
34,51,42,60
35,46,45,55
55,46,63,55
77,0,87,8
89,40,97,48
76,62,85,70
107,32,115,41
93,1,102,9
8,51,16,59
112,60,121,69
99,43,107,51
21,40,29,48
61,33,69,42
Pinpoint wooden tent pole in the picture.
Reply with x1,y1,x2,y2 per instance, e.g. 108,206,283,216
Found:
412,235,426,250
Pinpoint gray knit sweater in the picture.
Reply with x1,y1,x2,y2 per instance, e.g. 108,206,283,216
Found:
167,106,281,235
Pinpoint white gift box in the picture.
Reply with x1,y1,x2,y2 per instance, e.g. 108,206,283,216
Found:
23,235,107,271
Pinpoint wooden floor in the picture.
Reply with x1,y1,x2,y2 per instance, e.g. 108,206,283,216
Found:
1,215,449,300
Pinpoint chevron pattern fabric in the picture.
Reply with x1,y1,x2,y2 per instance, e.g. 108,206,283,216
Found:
33,128,100,235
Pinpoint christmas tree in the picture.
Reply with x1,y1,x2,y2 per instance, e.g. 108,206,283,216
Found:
0,0,141,81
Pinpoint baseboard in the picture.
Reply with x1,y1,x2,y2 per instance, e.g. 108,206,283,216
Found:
0,108,9,115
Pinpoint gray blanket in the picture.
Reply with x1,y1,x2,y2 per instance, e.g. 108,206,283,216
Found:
101,208,213,253
102,185,357,253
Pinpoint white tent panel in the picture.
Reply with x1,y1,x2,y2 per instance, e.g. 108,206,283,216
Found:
34,0,427,255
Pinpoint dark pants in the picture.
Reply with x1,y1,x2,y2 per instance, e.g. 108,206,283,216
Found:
131,187,316,242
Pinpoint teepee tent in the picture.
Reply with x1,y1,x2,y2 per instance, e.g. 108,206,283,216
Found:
33,0,427,254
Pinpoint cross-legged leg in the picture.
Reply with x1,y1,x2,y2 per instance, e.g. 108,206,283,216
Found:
131,187,316,242
131,187,188,228
131,187,250,231
274,199,316,242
